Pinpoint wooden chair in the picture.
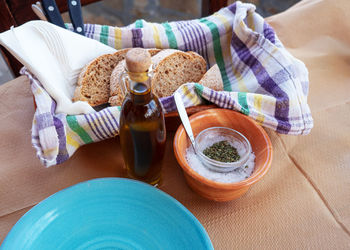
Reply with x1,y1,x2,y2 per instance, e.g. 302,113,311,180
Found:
0,0,227,76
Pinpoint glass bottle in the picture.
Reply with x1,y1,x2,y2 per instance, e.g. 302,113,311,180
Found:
119,48,166,186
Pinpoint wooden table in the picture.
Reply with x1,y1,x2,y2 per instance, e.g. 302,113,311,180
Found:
1,0,350,248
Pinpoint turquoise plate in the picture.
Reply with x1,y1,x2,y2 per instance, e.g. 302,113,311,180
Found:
2,178,213,249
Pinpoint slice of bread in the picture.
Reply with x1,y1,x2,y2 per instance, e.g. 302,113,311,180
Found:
151,50,206,98
73,49,129,106
109,49,207,106
199,64,223,91
73,48,160,106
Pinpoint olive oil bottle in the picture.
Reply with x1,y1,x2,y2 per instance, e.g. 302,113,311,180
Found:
119,48,166,186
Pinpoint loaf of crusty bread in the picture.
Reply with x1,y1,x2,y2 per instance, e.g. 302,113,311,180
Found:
73,48,160,106
199,64,223,91
109,49,207,106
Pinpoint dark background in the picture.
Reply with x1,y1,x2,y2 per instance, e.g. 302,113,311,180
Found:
0,0,301,84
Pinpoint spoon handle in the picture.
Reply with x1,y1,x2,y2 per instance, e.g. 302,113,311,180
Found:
174,92,196,149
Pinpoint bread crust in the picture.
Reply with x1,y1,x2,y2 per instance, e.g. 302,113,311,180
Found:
109,60,126,106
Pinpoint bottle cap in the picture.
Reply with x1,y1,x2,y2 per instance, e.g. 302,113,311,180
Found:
125,48,152,73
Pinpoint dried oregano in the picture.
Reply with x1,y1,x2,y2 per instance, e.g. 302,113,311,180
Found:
203,140,240,162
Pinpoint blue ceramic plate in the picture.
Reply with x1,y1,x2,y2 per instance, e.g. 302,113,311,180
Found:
2,178,213,249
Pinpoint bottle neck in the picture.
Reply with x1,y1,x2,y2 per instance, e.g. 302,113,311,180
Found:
128,80,152,104
125,70,152,103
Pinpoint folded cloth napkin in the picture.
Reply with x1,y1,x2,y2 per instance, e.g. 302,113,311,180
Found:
6,1,313,167
0,20,116,114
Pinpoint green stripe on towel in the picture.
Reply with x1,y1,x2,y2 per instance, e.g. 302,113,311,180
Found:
66,116,93,144
100,25,109,45
199,18,231,91
162,23,178,49
195,83,204,96
238,92,250,115
135,20,143,28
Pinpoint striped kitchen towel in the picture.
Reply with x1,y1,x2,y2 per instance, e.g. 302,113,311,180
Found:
25,1,313,167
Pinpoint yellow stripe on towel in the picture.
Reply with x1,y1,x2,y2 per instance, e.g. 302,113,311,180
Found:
254,94,265,124
182,85,201,105
152,24,162,48
66,133,80,149
114,27,122,49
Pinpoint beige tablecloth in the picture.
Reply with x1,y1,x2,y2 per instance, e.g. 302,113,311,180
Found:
1,0,349,248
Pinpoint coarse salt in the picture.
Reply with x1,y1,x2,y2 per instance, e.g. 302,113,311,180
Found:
185,145,256,183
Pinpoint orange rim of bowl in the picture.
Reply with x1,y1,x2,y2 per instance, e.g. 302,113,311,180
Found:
173,109,273,189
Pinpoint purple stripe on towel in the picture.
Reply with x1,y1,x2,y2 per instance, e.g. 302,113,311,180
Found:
32,135,40,140
99,111,114,136
92,112,110,138
213,90,219,103
221,94,227,108
53,117,69,164
161,95,174,106
131,29,144,48
50,100,56,114
160,95,176,112
187,23,200,52
84,24,89,38
231,32,291,133
106,108,120,129
181,22,194,51
90,24,95,40
87,24,93,39
182,21,197,52
263,22,276,44
192,22,210,68
209,89,214,101
227,3,237,14
176,22,189,51
36,113,53,130
102,109,117,133
84,114,104,140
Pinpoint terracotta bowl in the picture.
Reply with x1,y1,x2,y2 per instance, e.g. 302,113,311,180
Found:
173,108,273,202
